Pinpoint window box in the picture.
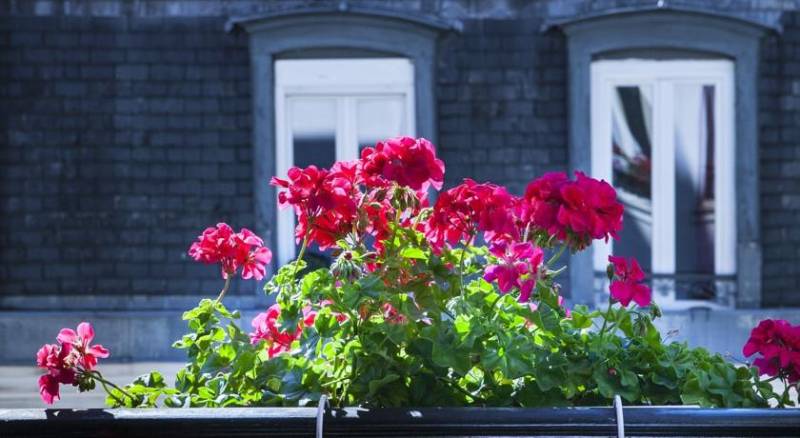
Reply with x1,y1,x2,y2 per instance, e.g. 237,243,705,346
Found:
2,406,799,437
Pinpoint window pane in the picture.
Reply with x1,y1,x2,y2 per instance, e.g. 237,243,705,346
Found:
673,84,716,298
356,96,407,152
290,98,337,169
612,85,653,272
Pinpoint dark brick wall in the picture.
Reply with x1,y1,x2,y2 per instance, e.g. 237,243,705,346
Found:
0,15,254,300
437,19,566,195
1,0,799,308
761,11,800,307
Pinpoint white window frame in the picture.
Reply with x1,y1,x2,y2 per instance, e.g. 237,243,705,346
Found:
590,59,736,310
274,58,416,265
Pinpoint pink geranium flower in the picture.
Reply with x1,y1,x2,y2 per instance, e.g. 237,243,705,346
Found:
743,319,800,383
250,304,321,358
527,296,571,325
36,322,109,405
36,343,77,405
382,303,408,325
56,322,109,371
483,241,544,302
250,304,299,358
608,255,651,307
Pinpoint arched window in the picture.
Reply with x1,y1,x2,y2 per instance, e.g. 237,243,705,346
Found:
549,7,776,309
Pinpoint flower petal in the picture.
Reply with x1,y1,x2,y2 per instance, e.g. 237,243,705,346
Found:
88,344,110,359
77,322,95,344
56,328,78,345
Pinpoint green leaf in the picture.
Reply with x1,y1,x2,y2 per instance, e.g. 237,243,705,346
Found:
367,374,400,397
400,247,428,260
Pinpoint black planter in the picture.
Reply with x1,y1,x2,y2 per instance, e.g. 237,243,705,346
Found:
1,406,799,437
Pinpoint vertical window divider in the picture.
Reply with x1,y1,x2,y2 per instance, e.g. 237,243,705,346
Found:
652,79,676,276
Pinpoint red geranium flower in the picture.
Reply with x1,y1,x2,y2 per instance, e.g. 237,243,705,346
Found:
424,179,520,252
188,223,272,280
271,163,359,250
359,137,445,191
523,172,624,249
608,255,651,307
522,171,569,236
743,319,800,383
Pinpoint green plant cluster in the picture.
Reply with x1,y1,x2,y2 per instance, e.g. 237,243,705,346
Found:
107,221,777,409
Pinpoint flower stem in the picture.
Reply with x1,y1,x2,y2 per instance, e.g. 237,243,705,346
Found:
598,297,614,337
458,231,476,300
780,376,792,407
290,233,311,293
546,244,568,267
87,370,135,404
437,376,488,404
215,275,232,303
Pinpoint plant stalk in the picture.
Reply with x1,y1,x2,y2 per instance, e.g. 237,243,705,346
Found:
215,275,232,303
86,369,135,404
598,297,614,337
546,244,568,267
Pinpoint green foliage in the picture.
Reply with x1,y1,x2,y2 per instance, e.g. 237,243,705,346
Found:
111,220,776,409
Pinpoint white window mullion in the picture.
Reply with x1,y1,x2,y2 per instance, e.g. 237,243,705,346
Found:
405,82,417,137
275,89,292,266
335,97,350,161
716,73,736,275
591,69,613,271
651,79,676,276
345,97,361,159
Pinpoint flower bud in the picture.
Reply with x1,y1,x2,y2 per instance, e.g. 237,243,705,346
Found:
650,303,662,319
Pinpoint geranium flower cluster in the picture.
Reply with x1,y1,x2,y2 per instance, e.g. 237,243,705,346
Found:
743,319,800,383
608,255,651,307
269,137,630,305
523,171,623,249
271,137,444,252
188,223,272,280
36,322,109,404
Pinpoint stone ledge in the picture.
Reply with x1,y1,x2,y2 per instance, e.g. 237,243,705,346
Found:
2,307,799,363
0,307,263,363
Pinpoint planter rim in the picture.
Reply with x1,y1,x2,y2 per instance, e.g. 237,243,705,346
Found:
2,406,799,437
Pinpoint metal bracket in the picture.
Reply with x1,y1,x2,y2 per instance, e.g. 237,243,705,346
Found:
316,394,330,438
613,394,625,438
